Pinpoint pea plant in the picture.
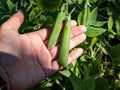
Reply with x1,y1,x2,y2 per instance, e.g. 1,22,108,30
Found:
0,0,120,90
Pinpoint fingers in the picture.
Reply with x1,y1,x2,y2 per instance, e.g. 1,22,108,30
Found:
68,48,83,64
35,20,77,41
71,25,86,37
71,20,77,28
49,33,86,59
35,28,51,41
51,48,83,71
1,10,24,32
49,25,86,59
70,33,86,49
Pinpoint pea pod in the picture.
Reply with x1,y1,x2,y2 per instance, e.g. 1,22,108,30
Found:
77,5,90,26
47,10,65,49
82,5,88,26
58,14,71,67
77,10,83,25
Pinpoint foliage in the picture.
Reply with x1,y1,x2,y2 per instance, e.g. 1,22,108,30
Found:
0,0,120,90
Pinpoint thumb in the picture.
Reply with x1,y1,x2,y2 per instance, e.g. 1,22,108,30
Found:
1,10,24,32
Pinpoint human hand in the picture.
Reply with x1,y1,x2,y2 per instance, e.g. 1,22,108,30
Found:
0,11,86,90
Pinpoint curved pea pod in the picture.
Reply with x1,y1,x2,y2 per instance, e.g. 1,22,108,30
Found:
77,10,83,25
77,5,90,26
47,11,65,49
82,5,88,25
86,6,91,26
58,14,71,67
82,6,91,26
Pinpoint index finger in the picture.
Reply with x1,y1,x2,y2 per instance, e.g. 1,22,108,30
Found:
35,20,77,41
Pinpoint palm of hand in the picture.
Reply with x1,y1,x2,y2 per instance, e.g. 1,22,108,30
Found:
0,11,86,89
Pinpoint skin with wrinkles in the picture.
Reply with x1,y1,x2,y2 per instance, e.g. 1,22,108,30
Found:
0,11,86,90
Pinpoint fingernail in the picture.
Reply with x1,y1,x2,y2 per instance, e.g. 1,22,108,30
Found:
81,33,86,39
72,20,77,26
18,9,24,15
80,25,87,32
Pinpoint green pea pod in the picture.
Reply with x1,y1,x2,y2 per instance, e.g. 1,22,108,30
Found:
78,5,89,26
77,10,83,25
58,14,71,67
82,5,88,25
48,11,65,49
86,6,91,26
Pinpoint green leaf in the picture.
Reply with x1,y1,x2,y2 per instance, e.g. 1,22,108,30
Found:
115,16,120,33
109,44,120,61
7,0,15,13
108,16,113,30
91,21,107,27
0,2,7,13
33,23,43,30
89,37,98,49
116,33,120,40
106,6,113,16
68,0,76,5
35,0,44,9
77,0,83,5
29,7,42,22
89,0,97,4
107,16,115,34
59,70,71,77
44,16,54,27
79,78,95,90
116,20,120,33
89,54,102,76
83,65,90,79
69,74,82,90
26,0,36,12
115,79,120,88
95,78,110,90
90,7,98,25
86,27,106,37
101,47,109,55
42,0,62,11
1,15,10,20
